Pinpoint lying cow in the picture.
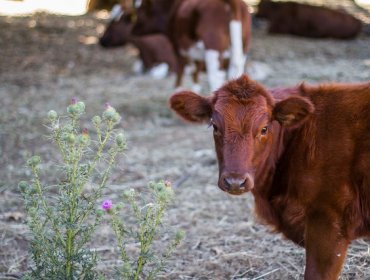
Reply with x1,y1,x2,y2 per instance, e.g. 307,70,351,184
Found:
256,0,362,39
169,75,370,279
99,5,177,78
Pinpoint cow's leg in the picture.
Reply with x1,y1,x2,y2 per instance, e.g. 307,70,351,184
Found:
204,50,226,92
304,210,349,280
174,56,186,90
191,61,202,93
228,20,246,79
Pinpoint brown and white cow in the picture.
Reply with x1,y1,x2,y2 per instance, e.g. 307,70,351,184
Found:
169,74,370,279
101,0,252,92
256,0,362,39
169,0,252,91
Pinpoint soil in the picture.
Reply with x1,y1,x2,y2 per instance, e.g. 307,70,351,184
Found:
1,2,370,279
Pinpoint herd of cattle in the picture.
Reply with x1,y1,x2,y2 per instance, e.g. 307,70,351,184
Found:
100,1,370,279
99,0,363,91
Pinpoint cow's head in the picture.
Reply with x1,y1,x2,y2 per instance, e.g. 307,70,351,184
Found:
169,75,314,195
99,5,135,48
131,0,173,36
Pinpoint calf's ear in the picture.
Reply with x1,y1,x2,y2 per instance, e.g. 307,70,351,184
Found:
273,96,314,127
169,91,212,123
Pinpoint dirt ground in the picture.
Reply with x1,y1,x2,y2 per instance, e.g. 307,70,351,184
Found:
1,1,370,279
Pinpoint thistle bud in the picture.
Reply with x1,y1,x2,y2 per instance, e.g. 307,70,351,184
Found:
103,103,117,120
18,181,29,192
92,116,102,126
175,230,185,242
114,202,124,211
115,132,126,149
76,101,85,113
67,104,78,115
123,188,135,199
62,133,76,144
27,156,41,167
67,98,84,116
47,110,58,121
112,112,121,123
96,209,105,217
78,128,90,145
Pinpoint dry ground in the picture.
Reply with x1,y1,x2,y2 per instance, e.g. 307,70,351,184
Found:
1,2,370,279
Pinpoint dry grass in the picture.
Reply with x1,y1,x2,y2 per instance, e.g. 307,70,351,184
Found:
1,1,370,279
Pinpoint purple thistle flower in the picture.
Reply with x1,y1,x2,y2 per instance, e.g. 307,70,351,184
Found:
102,199,113,211
71,97,77,104
82,128,89,135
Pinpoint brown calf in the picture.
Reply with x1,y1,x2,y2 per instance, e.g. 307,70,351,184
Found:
256,0,362,39
169,75,370,279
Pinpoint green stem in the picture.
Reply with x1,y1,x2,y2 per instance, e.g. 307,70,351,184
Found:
111,215,130,266
66,228,74,279
134,204,160,280
32,166,65,247
65,128,80,279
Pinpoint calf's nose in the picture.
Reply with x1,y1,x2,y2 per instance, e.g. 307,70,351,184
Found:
220,172,254,193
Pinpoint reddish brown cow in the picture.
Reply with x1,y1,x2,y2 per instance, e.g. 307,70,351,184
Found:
256,0,362,39
169,74,370,279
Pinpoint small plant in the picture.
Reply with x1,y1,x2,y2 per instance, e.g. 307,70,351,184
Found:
102,180,185,280
19,99,126,279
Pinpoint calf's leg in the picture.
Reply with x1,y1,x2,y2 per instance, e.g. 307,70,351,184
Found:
304,210,349,280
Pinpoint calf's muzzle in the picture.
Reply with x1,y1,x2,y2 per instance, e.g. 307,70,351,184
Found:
219,172,254,195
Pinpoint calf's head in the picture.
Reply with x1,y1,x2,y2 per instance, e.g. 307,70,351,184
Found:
169,75,314,195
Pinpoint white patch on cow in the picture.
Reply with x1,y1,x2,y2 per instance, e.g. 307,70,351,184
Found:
149,63,169,79
184,63,196,75
181,41,230,62
132,59,144,74
205,50,226,92
228,20,246,78
110,4,123,22
180,41,232,90
191,83,202,94
180,41,205,61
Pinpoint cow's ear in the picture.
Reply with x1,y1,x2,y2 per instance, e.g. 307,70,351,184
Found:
273,96,314,127
169,91,212,123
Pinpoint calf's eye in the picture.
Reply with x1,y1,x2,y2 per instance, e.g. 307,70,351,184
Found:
261,126,268,135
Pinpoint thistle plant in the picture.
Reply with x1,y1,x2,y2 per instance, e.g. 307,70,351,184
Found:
19,99,126,279
102,180,185,280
